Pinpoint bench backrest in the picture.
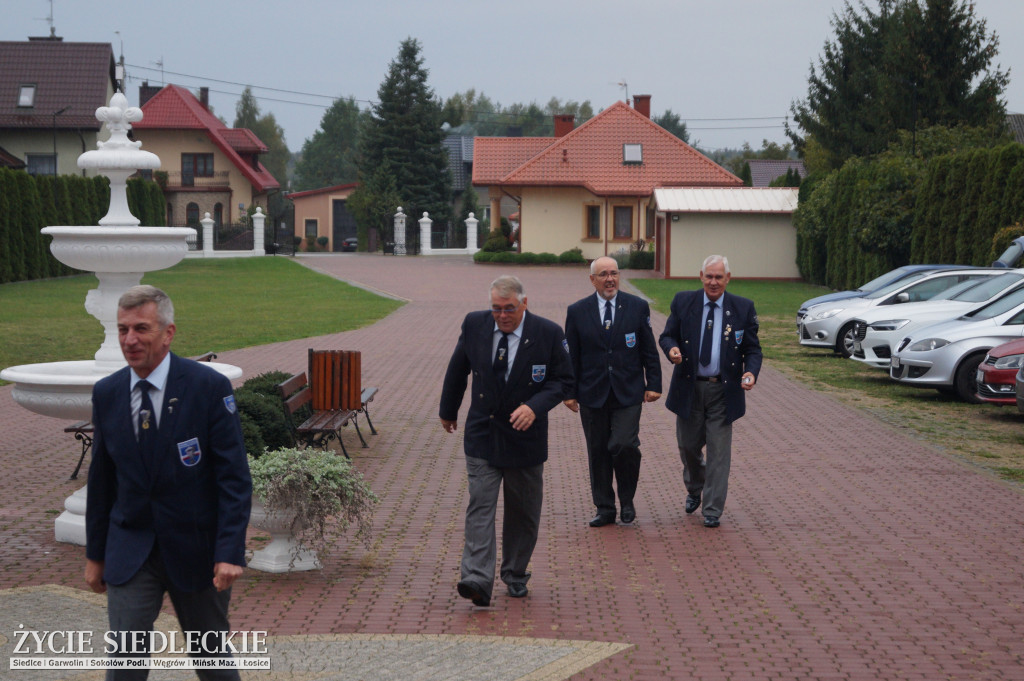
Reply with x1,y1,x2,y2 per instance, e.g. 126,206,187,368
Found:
308,349,361,411
277,372,312,417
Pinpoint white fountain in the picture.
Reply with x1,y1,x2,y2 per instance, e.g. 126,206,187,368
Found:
0,91,242,545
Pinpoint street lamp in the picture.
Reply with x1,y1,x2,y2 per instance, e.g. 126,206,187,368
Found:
51,106,70,176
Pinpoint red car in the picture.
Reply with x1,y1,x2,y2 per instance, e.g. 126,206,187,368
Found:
976,338,1024,405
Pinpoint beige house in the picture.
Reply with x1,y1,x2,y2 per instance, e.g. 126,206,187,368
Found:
0,37,115,176
472,96,741,260
132,84,279,227
652,187,800,279
288,183,359,251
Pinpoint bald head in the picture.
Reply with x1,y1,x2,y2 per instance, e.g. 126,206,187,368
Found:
589,257,620,300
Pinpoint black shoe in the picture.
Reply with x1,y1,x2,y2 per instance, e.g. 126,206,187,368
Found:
589,513,616,527
620,504,636,524
507,582,528,598
685,494,701,514
457,580,490,606
703,516,720,528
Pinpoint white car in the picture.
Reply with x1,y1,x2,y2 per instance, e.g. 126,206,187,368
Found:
889,286,1024,402
851,270,1024,368
798,269,999,358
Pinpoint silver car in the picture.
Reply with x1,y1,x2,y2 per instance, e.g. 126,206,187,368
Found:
798,269,998,358
888,286,1024,402
851,271,1024,369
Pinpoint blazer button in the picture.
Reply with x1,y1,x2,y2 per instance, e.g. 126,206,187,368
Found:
479,394,484,399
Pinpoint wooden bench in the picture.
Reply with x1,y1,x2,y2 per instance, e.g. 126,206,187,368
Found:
63,351,220,480
275,349,379,459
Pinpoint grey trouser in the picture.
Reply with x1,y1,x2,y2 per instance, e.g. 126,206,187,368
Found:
461,455,543,598
675,380,732,519
105,548,239,681
580,402,642,514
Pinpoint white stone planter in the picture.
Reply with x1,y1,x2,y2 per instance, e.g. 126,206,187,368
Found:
248,499,320,573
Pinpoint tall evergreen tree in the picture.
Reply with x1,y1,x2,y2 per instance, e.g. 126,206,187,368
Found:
294,97,365,191
788,0,1007,171
359,38,452,229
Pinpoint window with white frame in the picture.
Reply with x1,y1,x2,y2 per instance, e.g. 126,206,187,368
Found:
18,85,36,107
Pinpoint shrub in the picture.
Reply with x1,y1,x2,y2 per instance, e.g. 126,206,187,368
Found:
558,248,586,264
535,252,559,264
473,251,494,262
491,251,518,263
316,236,329,248
235,371,299,456
482,234,513,252
628,250,655,270
516,252,536,264
988,223,1024,264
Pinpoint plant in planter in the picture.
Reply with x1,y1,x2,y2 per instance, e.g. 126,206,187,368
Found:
247,447,378,572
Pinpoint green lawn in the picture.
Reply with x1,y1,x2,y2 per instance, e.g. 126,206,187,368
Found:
0,258,404,371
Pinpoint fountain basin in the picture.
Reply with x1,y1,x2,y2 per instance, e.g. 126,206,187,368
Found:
1,359,243,421
43,226,196,273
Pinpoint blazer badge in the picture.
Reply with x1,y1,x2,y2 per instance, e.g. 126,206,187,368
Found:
531,365,547,383
625,332,637,348
735,329,745,345
224,395,237,414
177,437,202,467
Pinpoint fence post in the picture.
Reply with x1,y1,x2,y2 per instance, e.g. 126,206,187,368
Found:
252,206,266,256
466,212,479,254
201,213,215,257
419,212,432,255
394,207,406,256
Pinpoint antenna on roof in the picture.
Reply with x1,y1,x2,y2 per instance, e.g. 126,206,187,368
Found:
152,56,164,85
615,80,629,105
34,0,57,38
114,31,126,93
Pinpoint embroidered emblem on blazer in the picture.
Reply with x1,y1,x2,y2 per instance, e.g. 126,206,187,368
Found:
625,332,637,348
178,438,202,467
532,365,547,382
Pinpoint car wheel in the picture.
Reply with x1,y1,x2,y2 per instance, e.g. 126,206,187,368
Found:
953,352,986,404
835,322,856,359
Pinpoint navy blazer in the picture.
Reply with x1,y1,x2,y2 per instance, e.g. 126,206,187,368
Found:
659,290,762,424
439,310,572,468
564,291,662,409
86,353,252,593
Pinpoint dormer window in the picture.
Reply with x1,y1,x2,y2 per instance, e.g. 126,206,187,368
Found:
18,85,36,108
623,143,642,165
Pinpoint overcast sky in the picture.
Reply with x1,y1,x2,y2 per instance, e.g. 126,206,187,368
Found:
6,0,1022,154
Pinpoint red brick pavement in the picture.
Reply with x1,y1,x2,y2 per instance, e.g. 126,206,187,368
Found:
2,254,1023,680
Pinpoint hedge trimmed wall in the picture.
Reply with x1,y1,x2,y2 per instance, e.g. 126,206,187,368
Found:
0,169,166,284
795,143,1024,290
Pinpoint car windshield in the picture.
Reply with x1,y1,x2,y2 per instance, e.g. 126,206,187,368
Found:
856,267,913,292
964,286,1024,320
949,273,1024,302
865,271,931,299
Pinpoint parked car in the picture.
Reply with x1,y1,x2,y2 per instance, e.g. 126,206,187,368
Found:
888,285,1024,402
340,237,358,252
796,265,971,328
1016,366,1024,414
975,338,1024,405
851,270,1024,368
798,269,998,358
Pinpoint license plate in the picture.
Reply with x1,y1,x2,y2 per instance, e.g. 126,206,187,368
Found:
891,356,901,369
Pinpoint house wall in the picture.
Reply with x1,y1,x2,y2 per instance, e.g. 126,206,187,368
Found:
665,212,799,279
290,186,357,250
518,186,653,260
2,129,106,176
132,129,265,223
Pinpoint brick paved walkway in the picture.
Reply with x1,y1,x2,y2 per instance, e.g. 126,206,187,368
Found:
1,254,1023,680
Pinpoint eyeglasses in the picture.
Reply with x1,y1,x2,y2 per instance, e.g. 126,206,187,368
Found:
490,303,523,315
594,270,620,279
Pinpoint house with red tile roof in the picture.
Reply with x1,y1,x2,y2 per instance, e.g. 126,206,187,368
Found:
132,84,279,228
0,36,116,176
473,96,741,260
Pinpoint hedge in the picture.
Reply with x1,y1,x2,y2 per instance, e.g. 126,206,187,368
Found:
0,169,165,284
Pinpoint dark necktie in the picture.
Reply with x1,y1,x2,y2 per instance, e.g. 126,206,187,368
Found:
700,302,716,368
603,300,613,334
493,332,510,385
138,379,157,445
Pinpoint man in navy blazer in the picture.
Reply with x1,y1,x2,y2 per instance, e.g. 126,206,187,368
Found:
85,285,251,678
659,255,761,528
440,275,572,606
564,256,661,527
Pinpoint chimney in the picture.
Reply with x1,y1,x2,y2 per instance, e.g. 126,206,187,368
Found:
138,81,162,107
553,114,575,137
199,87,210,109
633,95,651,119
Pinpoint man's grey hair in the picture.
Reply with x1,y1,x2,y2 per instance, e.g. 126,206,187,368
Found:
702,255,730,274
490,275,526,303
119,285,175,327
590,256,617,275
